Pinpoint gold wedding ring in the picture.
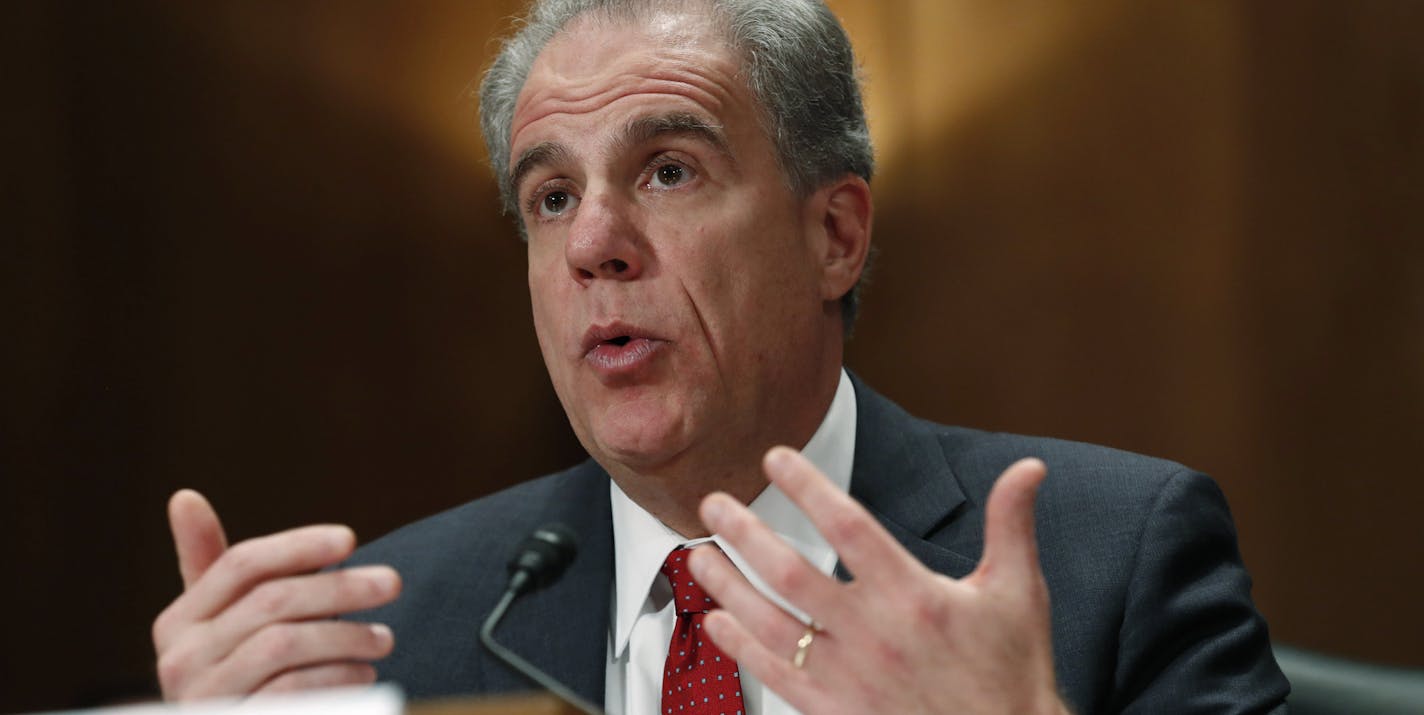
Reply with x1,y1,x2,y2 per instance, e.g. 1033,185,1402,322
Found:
792,625,817,669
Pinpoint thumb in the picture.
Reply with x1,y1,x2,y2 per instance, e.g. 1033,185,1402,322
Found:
974,458,1048,586
167,489,229,590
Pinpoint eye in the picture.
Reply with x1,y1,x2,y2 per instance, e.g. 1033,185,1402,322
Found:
648,162,692,190
538,190,580,218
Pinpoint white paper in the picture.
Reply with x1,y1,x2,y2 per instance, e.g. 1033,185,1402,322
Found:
30,684,405,715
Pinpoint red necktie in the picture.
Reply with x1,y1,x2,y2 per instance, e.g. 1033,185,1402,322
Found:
660,546,745,715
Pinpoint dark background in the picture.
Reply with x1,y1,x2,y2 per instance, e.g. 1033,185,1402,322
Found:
4,0,1421,711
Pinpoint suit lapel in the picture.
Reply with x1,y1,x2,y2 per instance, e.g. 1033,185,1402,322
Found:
484,461,614,706
844,374,979,580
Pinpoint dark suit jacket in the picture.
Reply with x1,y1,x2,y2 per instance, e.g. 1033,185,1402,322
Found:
346,377,1289,713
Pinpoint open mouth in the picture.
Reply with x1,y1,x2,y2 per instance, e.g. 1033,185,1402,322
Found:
581,323,657,355
581,324,665,375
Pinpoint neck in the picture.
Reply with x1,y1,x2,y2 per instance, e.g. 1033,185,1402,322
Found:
611,464,766,538
608,363,843,538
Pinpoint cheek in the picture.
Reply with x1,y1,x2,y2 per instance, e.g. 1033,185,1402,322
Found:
527,237,566,299
674,227,807,359
685,226,732,293
718,220,817,306
527,243,569,359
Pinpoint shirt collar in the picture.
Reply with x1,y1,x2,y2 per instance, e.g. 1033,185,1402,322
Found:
609,369,857,658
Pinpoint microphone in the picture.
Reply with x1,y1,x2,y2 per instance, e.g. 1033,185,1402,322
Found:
479,524,605,715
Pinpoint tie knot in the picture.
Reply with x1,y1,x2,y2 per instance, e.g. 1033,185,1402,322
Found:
660,546,718,616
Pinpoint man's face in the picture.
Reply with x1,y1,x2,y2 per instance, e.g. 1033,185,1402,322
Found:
508,10,841,477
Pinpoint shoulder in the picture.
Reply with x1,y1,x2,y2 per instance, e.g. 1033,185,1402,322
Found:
920,419,1231,574
933,423,1206,507
930,424,1232,583
854,374,1204,514
852,377,1233,582
345,460,605,583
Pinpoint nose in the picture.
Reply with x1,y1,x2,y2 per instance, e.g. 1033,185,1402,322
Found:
564,193,645,284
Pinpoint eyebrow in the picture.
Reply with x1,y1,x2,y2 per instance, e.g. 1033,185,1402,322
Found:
509,142,574,200
614,112,734,165
507,112,736,197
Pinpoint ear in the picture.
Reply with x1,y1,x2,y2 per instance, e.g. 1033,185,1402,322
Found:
806,174,874,304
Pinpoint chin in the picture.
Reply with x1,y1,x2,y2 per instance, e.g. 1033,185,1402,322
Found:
584,398,696,472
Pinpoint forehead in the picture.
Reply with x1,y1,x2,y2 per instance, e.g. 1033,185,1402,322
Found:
508,9,752,158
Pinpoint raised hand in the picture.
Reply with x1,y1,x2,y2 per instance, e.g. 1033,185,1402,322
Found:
152,490,402,700
689,447,1070,715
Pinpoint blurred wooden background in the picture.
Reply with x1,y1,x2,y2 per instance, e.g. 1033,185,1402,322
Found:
4,0,1420,711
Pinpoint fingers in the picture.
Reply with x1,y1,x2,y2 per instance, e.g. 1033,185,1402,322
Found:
686,545,807,649
255,662,377,694
176,621,393,700
195,566,401,671
975,458,1048,585
702,610,822,713
761,447,921,584
154,495,397,702
163,524,358,631
169,490,229,590
699,490,849,627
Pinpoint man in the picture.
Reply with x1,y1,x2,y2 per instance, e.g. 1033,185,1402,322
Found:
153,1,1289,712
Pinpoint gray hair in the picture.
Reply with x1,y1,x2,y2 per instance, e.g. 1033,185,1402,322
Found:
478,0,875,328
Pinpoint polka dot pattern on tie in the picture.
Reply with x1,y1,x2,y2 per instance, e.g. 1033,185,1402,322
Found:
660,547,744,715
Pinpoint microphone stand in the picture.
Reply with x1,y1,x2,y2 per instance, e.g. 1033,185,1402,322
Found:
479,532,606,715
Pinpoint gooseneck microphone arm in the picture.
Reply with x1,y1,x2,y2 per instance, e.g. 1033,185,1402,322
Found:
478,524,606,715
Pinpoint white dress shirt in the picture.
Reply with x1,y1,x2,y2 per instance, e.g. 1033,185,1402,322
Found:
603,369,857,715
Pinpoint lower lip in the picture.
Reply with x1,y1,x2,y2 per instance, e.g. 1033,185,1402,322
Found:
584,338,664,377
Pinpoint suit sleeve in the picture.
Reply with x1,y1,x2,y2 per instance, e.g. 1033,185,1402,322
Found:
1109,468,1290,714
